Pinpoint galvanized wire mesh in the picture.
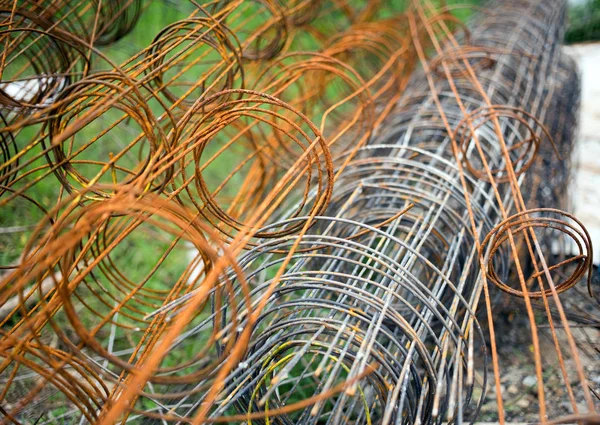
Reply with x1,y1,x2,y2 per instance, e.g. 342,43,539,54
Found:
0,0,598,424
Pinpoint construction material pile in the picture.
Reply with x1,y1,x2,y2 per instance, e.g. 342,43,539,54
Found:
0,0,597,424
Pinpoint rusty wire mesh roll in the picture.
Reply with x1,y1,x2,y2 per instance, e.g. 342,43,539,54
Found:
44,72,174,199
206,0,597,423
0,0,424,423
0,0,598,424
0,0,143,114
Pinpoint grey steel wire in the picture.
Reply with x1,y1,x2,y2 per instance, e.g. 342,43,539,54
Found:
167,0,586,423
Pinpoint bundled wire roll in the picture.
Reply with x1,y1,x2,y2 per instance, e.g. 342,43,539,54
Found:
0,0,597,424
516,53,581,286
0,1,423,423
219,0,596,423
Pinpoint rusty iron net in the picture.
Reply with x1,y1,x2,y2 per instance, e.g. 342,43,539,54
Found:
0,0,598,424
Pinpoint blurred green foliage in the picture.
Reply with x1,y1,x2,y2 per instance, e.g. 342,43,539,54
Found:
566,0,600,43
